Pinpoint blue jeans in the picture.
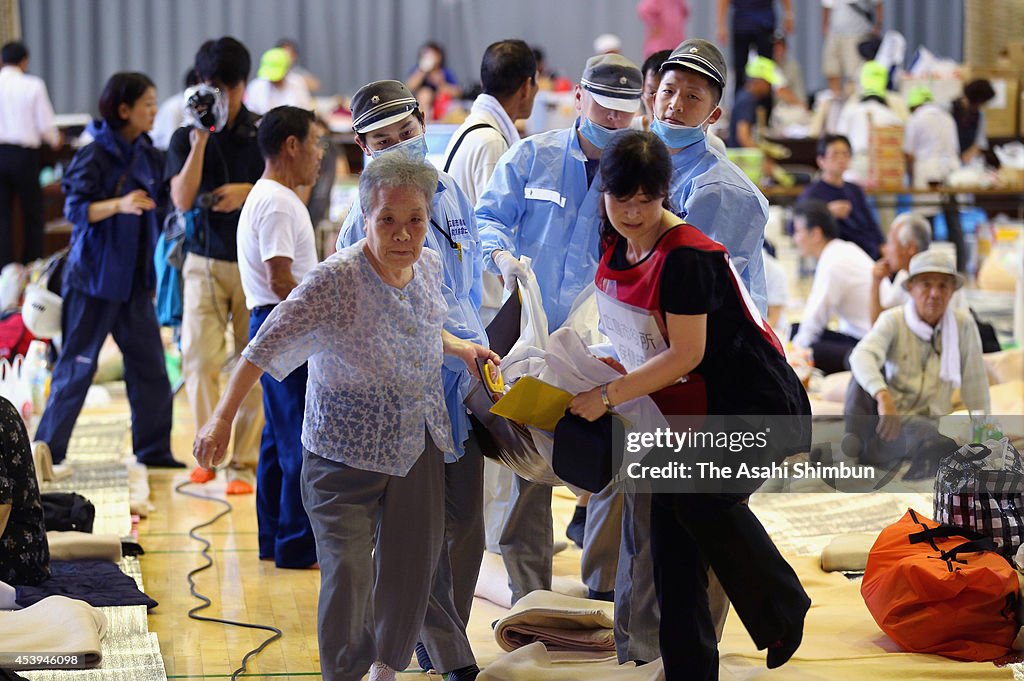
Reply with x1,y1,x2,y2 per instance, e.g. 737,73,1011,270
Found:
249,304,317,568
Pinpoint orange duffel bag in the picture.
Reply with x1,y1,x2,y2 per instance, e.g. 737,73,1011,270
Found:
861,508,1019,661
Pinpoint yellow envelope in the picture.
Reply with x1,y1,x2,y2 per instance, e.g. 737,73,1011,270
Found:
490,376,574,433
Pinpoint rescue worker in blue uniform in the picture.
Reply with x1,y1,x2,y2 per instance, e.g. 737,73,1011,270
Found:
34,72,179,468
651,39,769,317
336,80,483,681
474,54,643,606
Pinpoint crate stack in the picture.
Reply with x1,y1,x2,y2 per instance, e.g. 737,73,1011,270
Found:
867,119,905,190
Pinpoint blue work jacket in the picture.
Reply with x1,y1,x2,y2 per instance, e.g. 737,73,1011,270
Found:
337,170,486,460
476,124,604,332
62,121,164,302
669,137,769,316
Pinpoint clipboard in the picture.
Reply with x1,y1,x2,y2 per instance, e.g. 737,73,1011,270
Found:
489,375,574,433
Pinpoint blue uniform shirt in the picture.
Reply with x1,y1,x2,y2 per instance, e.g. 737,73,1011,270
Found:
477,124,604,331
338,170,485,460
668,137,769,316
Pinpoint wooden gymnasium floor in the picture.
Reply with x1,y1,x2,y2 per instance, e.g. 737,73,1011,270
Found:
138,389,584,681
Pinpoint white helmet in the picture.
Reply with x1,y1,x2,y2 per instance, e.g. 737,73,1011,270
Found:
22,284,62,339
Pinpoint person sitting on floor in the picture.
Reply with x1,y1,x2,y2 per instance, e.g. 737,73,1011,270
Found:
791,198,873,374
870,212,968,322
0,394,49,590
797,134,883,259
845,249,990,474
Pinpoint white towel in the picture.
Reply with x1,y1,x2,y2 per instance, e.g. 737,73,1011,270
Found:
904,300,961,388
471,94,520,148
0,595,107,668
46,531,122,562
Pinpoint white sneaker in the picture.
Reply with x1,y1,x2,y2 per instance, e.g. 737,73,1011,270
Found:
368,661,396,681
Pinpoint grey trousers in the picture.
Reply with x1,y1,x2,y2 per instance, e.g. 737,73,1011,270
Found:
582,482,623,593
614,490,730,664
301,437,445,681
500,474,553,604
419,431,484,672
499,473,624,603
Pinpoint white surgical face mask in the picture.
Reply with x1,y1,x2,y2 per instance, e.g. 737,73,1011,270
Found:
373,133,429,161
650,109,716,149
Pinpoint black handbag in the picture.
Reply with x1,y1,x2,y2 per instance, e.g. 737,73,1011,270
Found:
552,410,624,494
40,492,95,533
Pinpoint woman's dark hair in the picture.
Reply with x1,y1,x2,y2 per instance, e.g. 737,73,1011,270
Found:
598,129,673,242
964,79,996,106
98,72,155,129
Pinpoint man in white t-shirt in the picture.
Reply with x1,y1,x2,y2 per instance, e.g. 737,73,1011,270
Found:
237,105,323,569
821,0,882,95
244,47,315,115
791,198,874,374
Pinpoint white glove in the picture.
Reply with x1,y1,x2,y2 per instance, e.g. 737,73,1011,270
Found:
493,250,528,292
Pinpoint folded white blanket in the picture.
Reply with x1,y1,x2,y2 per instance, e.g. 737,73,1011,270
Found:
820,532,879,572
479,641,665,680
46,531,122,562
0,595,107,668
493,589,615,653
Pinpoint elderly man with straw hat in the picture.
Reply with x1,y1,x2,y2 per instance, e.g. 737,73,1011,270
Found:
845,249,990,472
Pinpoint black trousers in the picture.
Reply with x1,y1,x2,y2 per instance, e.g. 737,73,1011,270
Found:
650,491,810,681
927,202,967,274
790,324,860,375
731,29,774,97
0,144,43,268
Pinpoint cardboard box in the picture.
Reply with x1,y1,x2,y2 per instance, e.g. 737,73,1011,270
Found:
1006,41,1024,71
966,68,1019,138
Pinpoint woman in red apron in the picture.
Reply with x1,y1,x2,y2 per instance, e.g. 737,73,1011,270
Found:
569,129,810,681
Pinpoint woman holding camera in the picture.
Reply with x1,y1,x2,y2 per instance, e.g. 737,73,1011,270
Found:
568,130,810,681
33,72,178,468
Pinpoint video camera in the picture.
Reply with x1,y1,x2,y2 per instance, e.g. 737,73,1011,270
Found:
182,84,228,133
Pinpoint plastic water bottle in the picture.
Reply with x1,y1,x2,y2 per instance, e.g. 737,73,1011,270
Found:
22,340,49,416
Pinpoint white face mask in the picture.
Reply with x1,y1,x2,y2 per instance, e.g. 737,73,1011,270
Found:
372,133,429,161
650,109,716,149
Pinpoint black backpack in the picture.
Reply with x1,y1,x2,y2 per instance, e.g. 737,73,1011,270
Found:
41,492,95,533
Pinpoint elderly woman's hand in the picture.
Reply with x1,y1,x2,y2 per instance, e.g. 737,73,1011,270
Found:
569,386,608,422
442,331,500,381
193,416,233,471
